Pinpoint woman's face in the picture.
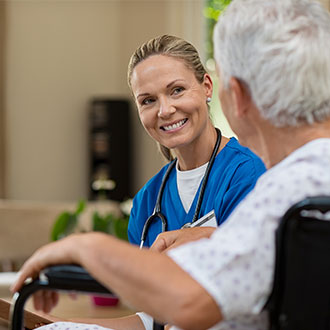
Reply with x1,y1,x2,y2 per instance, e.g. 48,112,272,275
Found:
130,55,212,151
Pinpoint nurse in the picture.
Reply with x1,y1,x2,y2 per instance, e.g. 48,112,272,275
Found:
127,34,266,247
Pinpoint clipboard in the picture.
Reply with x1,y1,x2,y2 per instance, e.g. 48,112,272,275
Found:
0,298,52,329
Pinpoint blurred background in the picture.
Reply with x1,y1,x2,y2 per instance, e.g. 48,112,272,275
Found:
0,0,328,203
0,0,329,298
0,0,227,204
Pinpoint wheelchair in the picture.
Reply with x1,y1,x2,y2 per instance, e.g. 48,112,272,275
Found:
9,196,330,330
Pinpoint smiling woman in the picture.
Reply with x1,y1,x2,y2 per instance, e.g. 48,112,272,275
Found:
130,54,214,161
126,35,266,249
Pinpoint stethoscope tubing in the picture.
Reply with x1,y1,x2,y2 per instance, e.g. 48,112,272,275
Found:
191,128,222,223
140,128,222,248
139,160,176,248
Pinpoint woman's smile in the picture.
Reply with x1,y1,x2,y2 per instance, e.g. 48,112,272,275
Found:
160,118,188,132
131,55,213,151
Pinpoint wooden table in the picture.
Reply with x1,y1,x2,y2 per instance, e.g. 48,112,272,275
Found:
0,319,7,330
1,293,135,329
38,294,135,319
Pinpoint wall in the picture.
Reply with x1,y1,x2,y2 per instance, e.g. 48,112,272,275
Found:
3,0,204,201
0,3,5,198
116,0,205,195
4,0,326,202
5,1,122,201
319,0,330,9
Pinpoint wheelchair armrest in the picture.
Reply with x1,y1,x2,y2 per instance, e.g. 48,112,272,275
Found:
43,266,165,330
10,264,164,330
41,264,113,294
9,264,115,330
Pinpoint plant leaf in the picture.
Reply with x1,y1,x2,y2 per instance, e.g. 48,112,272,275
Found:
113,216,129,241
51,212,78,241
75,199,86,216
92,211,113,234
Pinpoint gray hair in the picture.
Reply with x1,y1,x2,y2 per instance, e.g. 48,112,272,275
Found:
213,0,330,127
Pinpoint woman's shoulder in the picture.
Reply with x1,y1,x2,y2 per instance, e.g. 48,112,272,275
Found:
212,137,266,181
221,137,265,168
224,137,258,158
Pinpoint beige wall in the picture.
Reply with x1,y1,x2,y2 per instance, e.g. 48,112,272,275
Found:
3,0,204,201
5,1,121,201
0,3,5,198
5,0,327,202
319,0,330,9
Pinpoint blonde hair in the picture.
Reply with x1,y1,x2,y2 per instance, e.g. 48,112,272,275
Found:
127,35,208,161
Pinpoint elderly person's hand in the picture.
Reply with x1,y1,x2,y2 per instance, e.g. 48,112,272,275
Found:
10,233,86,314
150,227,216,253
11,234,81,292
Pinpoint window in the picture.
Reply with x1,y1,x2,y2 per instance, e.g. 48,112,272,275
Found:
204,0,235,138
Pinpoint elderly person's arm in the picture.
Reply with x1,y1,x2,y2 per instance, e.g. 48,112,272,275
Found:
151,227,216,253
12,232,222,330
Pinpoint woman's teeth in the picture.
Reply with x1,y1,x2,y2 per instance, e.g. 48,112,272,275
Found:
163,119,187,131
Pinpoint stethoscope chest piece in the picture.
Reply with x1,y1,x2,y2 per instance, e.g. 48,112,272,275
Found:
139,211,167,249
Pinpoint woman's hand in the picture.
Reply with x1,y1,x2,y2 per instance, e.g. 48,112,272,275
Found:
150,227,216,253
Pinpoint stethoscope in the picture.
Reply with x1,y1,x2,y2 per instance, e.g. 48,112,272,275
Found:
139,128,222,248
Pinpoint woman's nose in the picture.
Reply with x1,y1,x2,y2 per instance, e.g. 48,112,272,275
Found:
158,99,175,118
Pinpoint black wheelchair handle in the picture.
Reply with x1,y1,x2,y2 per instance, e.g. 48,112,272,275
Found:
9,264,115,330
10,264,164,330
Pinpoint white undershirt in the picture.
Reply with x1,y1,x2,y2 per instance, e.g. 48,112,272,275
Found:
176,161,208,213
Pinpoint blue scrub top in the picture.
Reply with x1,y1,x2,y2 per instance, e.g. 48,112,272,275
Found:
128,137,266,247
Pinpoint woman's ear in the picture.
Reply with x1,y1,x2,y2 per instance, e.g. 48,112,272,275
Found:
203,73,213,99
229,77,251,118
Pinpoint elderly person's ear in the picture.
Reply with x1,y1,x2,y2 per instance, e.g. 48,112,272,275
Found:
229,77,252,118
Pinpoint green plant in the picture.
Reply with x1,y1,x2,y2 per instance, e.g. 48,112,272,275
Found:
204,0,232,60
91,211,129,241
51,199,86,241
51,199,131,242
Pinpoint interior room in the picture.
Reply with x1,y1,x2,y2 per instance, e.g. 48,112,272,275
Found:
0,0,213,319
0,0,206,269
1,0,330,326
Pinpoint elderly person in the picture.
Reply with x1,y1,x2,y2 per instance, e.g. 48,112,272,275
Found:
12,0,330,329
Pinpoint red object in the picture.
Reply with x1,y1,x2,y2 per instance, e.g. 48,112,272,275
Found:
91,295,120,306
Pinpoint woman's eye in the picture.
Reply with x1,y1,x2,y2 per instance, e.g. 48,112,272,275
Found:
141,98,155,105
172,87,184,95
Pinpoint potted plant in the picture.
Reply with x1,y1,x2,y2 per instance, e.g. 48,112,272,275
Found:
51,200,87,241
51,198,132,306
